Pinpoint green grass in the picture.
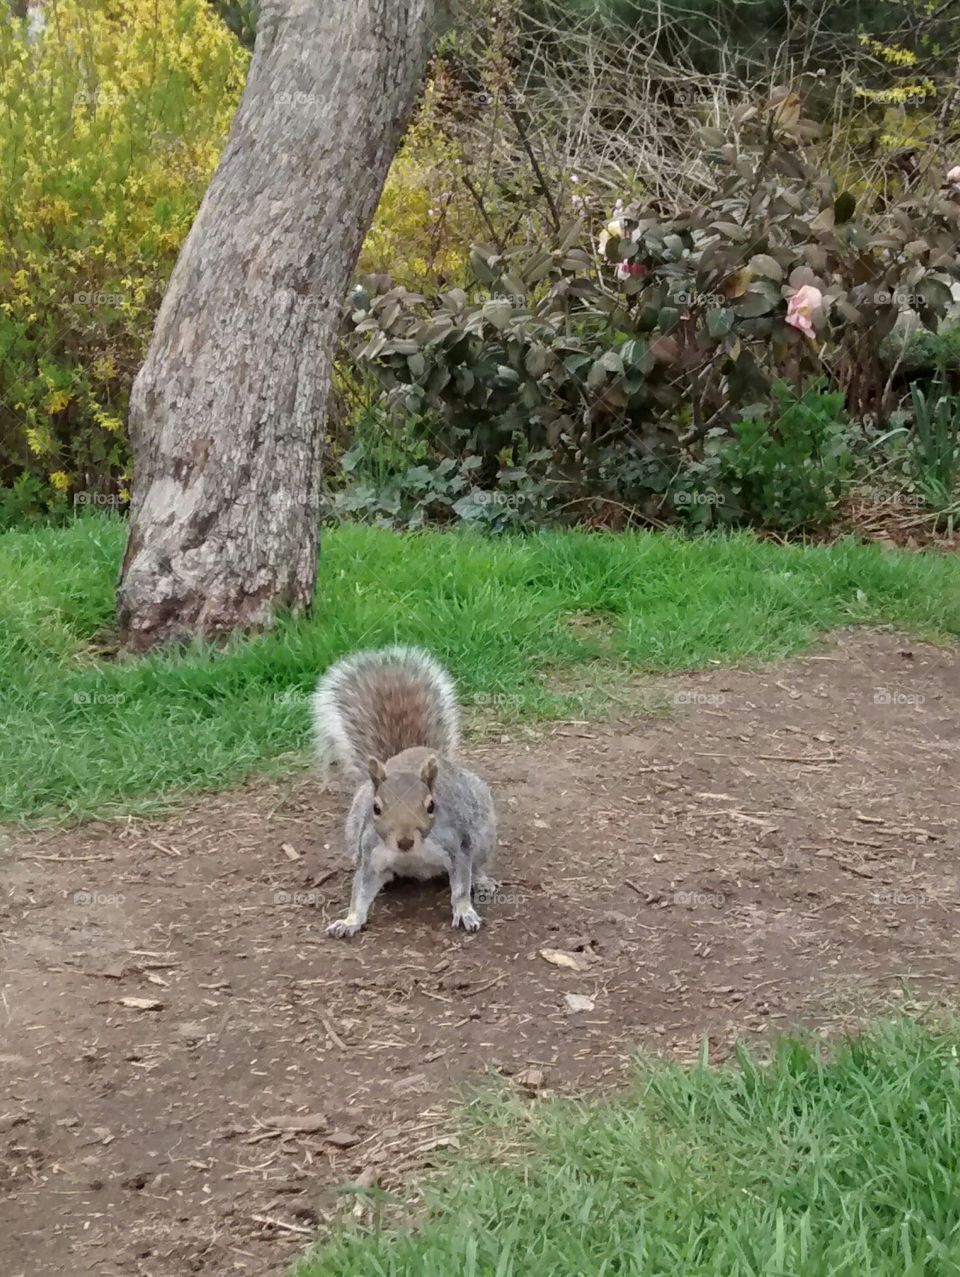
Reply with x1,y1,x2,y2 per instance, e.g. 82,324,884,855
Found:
2,515,960,823
297,1020,960,1276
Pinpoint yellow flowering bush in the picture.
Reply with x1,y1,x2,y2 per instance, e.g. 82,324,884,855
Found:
0,0,248,514
358,79,484,291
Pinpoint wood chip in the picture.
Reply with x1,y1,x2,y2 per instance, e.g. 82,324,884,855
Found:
539,948,590,972
325,1130,359,1148
515,1066,545,1092
262,1113,328,1134
251,1214,314,1236
281,842,301,861
88,962,126,980
118,997,163,1011
564,993,596,1013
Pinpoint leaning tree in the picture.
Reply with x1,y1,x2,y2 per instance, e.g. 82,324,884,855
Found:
117,0,444,650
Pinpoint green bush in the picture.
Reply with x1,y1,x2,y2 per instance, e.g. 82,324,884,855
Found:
907,382,960,510
710,386,853,530
340,92,959,532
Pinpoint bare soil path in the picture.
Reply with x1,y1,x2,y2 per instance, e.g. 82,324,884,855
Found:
2,630,959,1276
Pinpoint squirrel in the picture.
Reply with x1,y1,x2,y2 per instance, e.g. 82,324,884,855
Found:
311,645,497,937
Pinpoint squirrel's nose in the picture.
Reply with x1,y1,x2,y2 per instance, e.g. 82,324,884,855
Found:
397,836,414,852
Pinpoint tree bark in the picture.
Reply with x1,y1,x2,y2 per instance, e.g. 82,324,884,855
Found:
117,0,442,650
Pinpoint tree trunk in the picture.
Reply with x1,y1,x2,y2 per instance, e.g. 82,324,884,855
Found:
117,0,442,650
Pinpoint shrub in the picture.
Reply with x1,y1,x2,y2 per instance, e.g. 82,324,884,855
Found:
907,382,960,510
705,385,853,531
341,89,960,531
0,0,248,508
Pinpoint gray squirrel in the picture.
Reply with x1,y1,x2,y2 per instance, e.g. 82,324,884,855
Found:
311,646,497,937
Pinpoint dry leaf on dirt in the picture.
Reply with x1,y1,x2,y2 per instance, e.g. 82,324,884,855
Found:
325,1130,360,1148
563,993,596,1013
539,948,590,972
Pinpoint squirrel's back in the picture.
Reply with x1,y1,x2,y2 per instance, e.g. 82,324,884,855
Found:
312,645,460,776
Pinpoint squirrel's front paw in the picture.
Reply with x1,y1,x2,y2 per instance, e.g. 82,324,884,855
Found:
452,902,482,932
327,916,364,939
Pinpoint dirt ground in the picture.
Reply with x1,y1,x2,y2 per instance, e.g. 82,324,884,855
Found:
2,629,959,1277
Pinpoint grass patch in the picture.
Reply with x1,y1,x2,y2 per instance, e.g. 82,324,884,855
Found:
296,1019,960,1276
2,516,960,822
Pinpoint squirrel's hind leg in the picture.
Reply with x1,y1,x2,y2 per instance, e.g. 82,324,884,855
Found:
470,808,499,900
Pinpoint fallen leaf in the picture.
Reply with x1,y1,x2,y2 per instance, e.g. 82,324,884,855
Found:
515,1066,545,1092
539,948,590,972
564,993,596,1013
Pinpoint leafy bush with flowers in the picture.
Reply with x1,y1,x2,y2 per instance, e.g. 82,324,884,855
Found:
0,0,248,518
340,89,960,531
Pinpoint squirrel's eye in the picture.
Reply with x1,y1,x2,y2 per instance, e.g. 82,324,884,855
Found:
372,800,382,817
426,799,435,815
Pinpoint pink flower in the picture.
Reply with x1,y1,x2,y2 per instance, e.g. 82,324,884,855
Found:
616,261,648,281
785,285,823,338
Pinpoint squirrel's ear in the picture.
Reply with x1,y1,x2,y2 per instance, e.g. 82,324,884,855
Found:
368,756,386,788
420,754,438,789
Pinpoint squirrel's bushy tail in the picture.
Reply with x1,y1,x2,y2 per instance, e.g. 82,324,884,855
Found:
311,645,460,777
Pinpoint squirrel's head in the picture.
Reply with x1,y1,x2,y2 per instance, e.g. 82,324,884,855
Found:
367,754,438,853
